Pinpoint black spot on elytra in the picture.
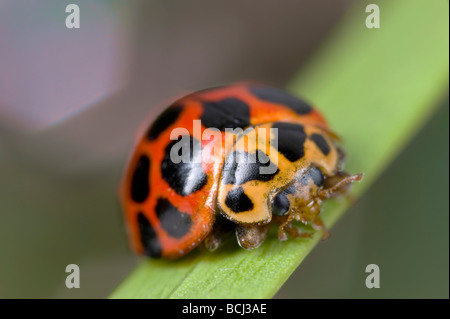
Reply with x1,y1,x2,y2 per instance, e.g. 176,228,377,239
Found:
222,150,279,185
130,155,151,203
225,187,254,213
299,166,325,187
161,135,208,196
137,212,162,258
155,198,192,238
249,86,312,115
147,105,183,141
310,133,331,156
271,122,307,162
201,98,251,131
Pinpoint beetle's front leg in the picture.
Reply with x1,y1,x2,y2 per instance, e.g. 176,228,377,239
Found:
312,216,329,240
276,210,314,241
236,223,271,250
319,172,363,200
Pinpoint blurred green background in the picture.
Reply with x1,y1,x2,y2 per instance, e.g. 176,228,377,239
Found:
0,0,448,298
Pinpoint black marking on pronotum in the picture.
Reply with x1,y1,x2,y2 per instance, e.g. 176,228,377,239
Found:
284,184,296,194
299,166,325,187
147,105,183,141
310,133,331,156
222,150,279,185
155,198,192,238
137,212,162,257
272,191,290,217
130,155,151,203
248,86,312,115
161,135,208,196
201,98,251,131
225,187,254,213
271,122,307,162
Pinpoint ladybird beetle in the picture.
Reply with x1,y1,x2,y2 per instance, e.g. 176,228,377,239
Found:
120,84,363,259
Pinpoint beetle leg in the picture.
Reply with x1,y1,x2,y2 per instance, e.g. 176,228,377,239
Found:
277,209,314,241
236,224,271,250
319,172,363,200
312,216,329,240
280,221,312,240
277,213,295,241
